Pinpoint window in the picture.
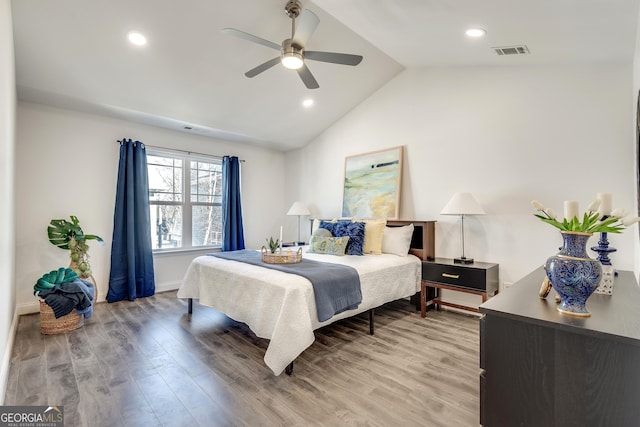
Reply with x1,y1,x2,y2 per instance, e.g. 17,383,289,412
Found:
147,150,222,251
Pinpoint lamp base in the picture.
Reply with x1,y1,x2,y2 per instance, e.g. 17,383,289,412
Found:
454,257,474,264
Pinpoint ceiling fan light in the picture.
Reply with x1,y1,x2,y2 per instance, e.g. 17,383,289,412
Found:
282,52,303,69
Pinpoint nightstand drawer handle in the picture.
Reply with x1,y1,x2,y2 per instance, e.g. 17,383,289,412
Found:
442,273,460,279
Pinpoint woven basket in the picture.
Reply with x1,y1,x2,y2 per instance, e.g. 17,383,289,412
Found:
39,301,83,335
261,246,302,264
39,275,96,335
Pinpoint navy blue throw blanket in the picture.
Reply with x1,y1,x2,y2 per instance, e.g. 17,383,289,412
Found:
211,250,362,322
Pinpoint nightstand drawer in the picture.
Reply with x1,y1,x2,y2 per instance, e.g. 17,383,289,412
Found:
423,263,488,291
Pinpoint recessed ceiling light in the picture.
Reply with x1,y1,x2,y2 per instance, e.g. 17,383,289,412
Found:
302,99,314,108
127,31,147,46
465,28,486,38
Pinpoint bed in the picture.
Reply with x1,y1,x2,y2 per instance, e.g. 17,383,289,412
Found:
177,219,435,375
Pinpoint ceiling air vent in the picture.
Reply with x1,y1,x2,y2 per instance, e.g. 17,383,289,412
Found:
493,45,530,56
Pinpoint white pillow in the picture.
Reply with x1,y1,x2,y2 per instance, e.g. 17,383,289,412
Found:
382,224,414,256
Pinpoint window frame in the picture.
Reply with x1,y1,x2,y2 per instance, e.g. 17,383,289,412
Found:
147,148,223,253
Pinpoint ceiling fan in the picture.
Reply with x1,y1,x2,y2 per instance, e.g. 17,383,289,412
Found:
222,0,363,89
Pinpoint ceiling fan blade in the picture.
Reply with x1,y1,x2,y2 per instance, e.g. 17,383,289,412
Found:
292,9,319,47
305,51,363,66
297,64,319,89
222,28,281,51
245,57,281,78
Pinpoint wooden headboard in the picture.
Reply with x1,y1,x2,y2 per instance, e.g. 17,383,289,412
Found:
386,220,436,261
311,219,436,261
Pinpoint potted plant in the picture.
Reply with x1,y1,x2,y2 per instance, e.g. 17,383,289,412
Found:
265,237,280,254
48,215,104,279
532,198,640,316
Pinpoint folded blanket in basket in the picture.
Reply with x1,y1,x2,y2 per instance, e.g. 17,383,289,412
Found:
211,250,361,322
37,279,95,319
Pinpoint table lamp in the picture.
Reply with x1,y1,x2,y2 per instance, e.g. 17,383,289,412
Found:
287,201,311,245
440,192,485,264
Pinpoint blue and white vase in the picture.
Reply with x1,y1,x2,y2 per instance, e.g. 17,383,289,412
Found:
545,231,602,317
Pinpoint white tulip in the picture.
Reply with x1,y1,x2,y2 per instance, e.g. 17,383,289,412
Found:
531,200,545,211
622,217,640,226
544,208,557,220
586,199,601,212
610,208,629,218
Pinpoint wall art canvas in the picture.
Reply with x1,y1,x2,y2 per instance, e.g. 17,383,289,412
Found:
342,146,403,219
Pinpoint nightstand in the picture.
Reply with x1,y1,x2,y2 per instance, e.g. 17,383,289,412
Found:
281,242,304,247
421,258,499,317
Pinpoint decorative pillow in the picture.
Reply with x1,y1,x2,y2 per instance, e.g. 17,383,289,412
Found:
319,220,338,236
311,219,321,235
333,220,366,255
308,236,350,256
354,218,387,255
382,224,414,256
312,227,333,237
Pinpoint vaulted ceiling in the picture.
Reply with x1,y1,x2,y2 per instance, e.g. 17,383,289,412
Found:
11,0,640,151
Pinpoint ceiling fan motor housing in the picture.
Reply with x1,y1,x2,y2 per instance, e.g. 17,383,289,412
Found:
281,39,304,69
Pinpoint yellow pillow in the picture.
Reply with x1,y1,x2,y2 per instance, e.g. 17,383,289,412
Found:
355,218,387,255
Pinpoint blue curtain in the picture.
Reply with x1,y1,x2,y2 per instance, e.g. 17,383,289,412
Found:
107,139,155,302
222,155,245,251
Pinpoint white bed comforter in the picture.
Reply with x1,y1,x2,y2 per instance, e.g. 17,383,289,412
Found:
177,248,421,375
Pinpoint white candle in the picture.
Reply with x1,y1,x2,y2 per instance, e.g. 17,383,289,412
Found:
564,200,579,221
597,193,612,217
279,226,283,253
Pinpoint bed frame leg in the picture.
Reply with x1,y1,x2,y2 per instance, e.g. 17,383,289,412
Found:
187,298,193,314
369,309,375,335
285,362,294,376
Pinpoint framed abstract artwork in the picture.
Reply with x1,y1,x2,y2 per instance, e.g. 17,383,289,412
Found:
342,146,404,219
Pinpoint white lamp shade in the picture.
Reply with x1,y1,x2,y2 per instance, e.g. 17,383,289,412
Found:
440,193,485,216
287,201,311,216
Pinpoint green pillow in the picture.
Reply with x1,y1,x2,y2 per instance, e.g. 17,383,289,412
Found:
312,227,333,237
308,236,350,256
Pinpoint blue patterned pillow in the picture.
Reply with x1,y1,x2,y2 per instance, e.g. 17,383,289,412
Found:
308,236,350,256
334,221,365,255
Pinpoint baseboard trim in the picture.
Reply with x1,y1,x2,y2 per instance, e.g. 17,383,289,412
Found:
17,301,39,315
155,281,181,294
0,306,19,405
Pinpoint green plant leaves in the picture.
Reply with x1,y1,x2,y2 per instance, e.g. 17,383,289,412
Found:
48,216,104,250
266,236,280,253
533,211,623,233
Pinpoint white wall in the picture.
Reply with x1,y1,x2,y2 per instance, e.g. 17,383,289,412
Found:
633,6,640,279
0,0,16,404
15,102,287,312
286,64,637,308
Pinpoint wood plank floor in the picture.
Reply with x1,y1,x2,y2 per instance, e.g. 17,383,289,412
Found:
5,291,481,427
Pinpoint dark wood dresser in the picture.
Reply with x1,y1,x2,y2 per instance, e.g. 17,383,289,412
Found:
479,267,640,426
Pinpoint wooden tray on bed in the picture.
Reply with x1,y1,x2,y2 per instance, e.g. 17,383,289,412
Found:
261,246,302,264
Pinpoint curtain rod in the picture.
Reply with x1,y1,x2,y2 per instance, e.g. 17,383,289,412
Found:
116,140,245,162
